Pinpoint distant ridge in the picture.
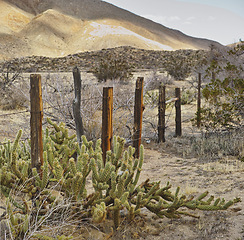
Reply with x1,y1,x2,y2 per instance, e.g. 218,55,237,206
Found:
0,0,222,59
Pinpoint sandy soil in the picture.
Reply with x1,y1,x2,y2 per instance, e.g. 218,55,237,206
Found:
138,145,244,240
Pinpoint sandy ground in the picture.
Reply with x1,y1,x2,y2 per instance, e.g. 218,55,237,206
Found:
139,145,244,240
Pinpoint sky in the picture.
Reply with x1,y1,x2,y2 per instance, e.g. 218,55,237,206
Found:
103,0,244,45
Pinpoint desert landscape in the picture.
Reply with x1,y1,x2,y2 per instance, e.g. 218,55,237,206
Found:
0,0,222,60
0,0,243,240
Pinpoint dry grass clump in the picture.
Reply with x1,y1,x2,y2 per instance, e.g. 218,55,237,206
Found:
1,180,93,240
201,159,244,173
0,78,29,111
182,126,244,162
0,90,28,110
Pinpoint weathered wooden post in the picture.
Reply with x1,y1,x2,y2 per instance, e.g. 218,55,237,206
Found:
102,87,113,164
133,77,144,158
73,66,84,146
175,88,182,137
158,85,166,142
30,74,43,173
197,73,202,128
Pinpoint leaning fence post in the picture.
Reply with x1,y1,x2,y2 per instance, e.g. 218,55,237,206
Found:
73,66,84,146
175,88,182,137
30,74,43,173
133,77,144,158
102,87,113,164
197,73,202,128
158,85,166,142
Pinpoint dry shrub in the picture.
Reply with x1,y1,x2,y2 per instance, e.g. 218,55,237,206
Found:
0,89,28,110
0,73,29,110
42,73,136,141
90,52,134,83
187,126,244,161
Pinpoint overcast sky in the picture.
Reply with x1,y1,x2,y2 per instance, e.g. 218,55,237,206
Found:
103,0,244,45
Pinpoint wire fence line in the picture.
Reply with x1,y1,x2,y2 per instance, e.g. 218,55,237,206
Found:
0,96,103,118
0,75,200,148
0,102,197,145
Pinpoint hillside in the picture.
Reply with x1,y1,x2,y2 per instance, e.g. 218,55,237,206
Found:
0,46,207,73
0,0,222,59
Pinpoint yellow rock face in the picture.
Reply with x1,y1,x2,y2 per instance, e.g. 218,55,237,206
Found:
0,1,33,33
6,12,31,31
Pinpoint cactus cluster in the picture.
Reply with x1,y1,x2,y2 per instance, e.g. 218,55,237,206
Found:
0,119,241,239
0,129,31,198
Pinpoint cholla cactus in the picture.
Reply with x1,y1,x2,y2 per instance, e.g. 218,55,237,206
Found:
82,135,241,228
92,202,107,223
46,118,77,169
0,130,31,194
6,199,30,239
0,121,241,236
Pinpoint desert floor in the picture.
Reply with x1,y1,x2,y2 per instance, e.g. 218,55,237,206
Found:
0,72,243,240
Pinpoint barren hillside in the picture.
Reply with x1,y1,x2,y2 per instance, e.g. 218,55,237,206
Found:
0,0,222,59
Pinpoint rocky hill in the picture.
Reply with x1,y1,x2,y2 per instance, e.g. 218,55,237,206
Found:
0,0,222,60
0,46,207,73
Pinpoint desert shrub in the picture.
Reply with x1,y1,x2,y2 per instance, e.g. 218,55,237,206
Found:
0,93,28,110
0,62,29,110
202,77,243,129
164,55,192,81
42,74,136,142
90,52,134,82
191,43,244,130
144,90,159,108
181,88,195,105
143,71,175,110
187,125,244,161
145,70,173,91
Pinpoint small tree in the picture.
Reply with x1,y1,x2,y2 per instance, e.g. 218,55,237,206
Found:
200,43,244,129
164,54,192,81
91,52,134,82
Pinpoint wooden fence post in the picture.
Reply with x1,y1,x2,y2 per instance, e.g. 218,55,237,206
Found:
175,88,182,137
158,85,166,142
197,73,201,128
30,74,43,173
133,77,144,158
102,87,113,164
73,66,84,146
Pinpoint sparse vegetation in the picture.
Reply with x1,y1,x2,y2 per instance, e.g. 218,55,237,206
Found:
0,45,244,239
0,61,28,110
181,88,195,105
164,55,192,81
188,126,244,161
90,52,134,83
199,43,244,130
